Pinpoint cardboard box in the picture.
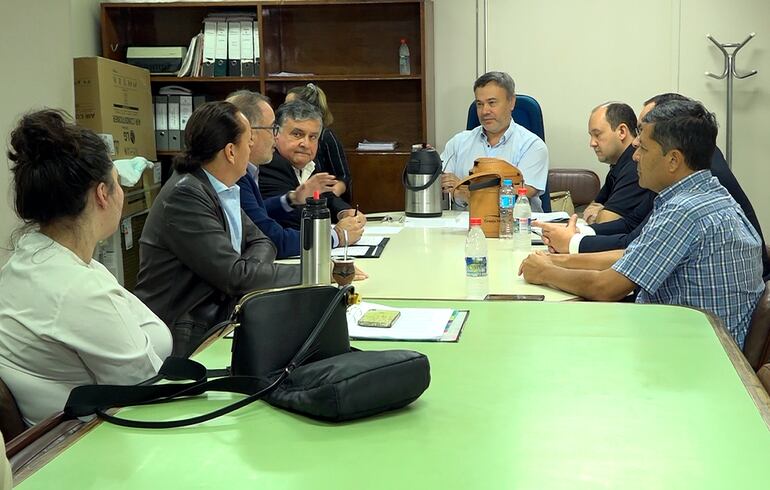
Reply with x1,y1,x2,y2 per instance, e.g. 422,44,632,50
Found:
74,57,157,161
95,210,149,291
121,165,162,218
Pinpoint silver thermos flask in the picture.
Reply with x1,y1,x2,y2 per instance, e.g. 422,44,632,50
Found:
301,191,332,285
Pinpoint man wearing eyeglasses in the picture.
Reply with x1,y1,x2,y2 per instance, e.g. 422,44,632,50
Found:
227,91,364,258
259,100,365,231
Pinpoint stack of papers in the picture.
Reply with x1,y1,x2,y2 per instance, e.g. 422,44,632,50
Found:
531,211,570,222
357,140,398,151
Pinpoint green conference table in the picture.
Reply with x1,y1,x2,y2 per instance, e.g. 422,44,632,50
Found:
17,300,770,489
350,211,578,302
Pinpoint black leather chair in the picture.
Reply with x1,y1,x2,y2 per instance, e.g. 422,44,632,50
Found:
0,376,26,442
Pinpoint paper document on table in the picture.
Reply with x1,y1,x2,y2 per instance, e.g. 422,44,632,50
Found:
404,212,468,229
331,246,371,257
348,302,455,341
355,236,387,247
531,211,570,222
363,226,402,236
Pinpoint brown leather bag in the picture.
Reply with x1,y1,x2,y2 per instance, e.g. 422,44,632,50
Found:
456,158,523,237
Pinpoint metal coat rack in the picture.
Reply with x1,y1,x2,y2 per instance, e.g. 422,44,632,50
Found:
705,33,758,168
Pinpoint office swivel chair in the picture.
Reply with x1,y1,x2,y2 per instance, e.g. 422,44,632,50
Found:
465,94,551,211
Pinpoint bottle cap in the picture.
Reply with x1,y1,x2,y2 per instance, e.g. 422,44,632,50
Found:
517,187,527,196
313,191,320,200
400,38,407,43
470,217,482,226
503,179,512,186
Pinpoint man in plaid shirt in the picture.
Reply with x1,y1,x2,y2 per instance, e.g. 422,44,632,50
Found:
520,99,764,348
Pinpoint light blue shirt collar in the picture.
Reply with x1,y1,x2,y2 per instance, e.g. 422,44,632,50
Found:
478,121,516,147
203,169,242,253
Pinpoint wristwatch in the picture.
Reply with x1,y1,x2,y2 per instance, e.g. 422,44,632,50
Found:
287,190,299,206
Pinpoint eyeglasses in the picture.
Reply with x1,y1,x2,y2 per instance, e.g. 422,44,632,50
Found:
634,126,642,137
252,123,279,137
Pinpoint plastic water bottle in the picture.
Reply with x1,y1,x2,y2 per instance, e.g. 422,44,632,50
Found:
498,179,515,239
399,38,411,75
465,217,488,277
465,217,488,299
513,187,532,253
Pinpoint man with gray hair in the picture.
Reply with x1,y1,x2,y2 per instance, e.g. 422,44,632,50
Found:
259,100,363,230
227,90,363,257
440,71,549,211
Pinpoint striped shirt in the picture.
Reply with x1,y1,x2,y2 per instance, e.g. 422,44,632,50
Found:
612,170,764,347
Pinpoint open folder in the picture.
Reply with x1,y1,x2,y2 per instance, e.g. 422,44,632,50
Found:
347,302,469,342
331,237,390,259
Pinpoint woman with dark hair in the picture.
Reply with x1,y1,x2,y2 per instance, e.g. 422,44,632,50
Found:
134,101,299,356
0,109,172,425
286,83,351,199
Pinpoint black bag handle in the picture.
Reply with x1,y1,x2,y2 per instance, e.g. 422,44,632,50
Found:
64,285,353,428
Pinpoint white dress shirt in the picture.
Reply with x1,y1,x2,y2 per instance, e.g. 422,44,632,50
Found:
0,232,172,425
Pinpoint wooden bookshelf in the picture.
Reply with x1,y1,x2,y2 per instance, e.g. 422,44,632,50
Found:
101,1,434,213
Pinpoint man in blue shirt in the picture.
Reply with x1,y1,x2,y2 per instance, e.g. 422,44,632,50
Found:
227,91,364,258
520,99,764,348
440,71,549,211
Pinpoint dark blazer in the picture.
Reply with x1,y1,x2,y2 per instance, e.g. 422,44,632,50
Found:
237,165,300,259
315,128,352,202
258,150,352,229
581,148,769,280
135,168,301,355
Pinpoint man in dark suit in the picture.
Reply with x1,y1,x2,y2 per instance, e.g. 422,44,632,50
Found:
227,90,364,258
135,101,300,356
538,93,769,280
258,100,364,230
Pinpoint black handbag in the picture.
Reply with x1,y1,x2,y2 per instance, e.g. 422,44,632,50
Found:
65,284,431,427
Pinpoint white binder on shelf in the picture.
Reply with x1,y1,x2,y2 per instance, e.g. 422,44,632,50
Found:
201,19,216,77
214,20,228,76
153,95,168,152
240,20,254,76
227,20,241,76
179,95,193,149
166,95,181,151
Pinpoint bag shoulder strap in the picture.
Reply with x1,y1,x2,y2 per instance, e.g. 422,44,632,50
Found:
64,285,353,429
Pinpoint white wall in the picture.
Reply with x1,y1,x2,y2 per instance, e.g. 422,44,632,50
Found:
0,0,101,266
679,0,770,236
433,0,769,234
0,1,75,265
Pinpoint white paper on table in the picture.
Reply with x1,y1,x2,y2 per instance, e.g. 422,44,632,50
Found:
404,213,468,229
353,236,387,247
347,301,454,340
331,246,371,257
363,226,402,236
531,211,570,222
